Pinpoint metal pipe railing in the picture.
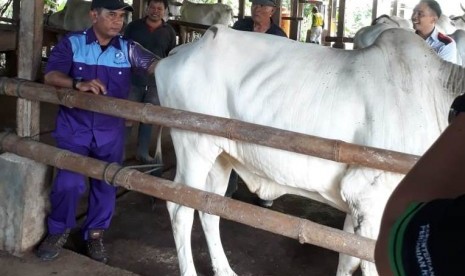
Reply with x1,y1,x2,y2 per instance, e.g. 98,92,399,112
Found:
0,132,376,262
0,77,419,174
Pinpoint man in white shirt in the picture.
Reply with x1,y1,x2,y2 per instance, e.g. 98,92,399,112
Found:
412,0,458,63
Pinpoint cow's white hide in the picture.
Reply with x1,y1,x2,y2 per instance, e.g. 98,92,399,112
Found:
436,14,457,35
155,25,465,275
452,15,465,30
178,1,233,43
450,29,465,66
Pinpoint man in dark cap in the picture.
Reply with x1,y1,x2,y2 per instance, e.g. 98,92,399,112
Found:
232,0,287,36
411,0,457,63
36,0,159,264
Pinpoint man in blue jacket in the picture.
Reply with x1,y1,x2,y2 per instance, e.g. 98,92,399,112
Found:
36,0,158,264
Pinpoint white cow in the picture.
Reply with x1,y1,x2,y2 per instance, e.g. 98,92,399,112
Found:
353,15,413,49
168,0,183,20
45,0,92,31
450,3,465,30
178,1,234,43
452,15,465,30
436,14,457,34
180,1,233,26
372,14,412,28
450,29,465,65
155,25,464,275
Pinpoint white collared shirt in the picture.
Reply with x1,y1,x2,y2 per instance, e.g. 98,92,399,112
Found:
425,27,458,64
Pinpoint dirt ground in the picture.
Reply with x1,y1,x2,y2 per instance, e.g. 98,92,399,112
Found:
0,95,359,276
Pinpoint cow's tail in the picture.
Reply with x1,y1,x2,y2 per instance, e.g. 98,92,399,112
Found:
154,126,163,165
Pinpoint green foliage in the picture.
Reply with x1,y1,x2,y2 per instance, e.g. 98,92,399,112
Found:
44,0,59,12
344,2,371,37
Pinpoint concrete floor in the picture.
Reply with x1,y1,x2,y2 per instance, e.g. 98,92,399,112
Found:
0,94,356,276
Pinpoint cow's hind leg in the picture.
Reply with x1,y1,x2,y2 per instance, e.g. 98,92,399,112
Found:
199,154,237,276
167,133,223,276
337,215,361,276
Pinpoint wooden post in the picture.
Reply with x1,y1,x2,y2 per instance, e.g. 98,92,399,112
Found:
372,0,378,22
327,0,333,36
289,0,300,40
333,0,345,48
16,0,43,139
392,0,398,16
132,0,144,21
238,0,245,20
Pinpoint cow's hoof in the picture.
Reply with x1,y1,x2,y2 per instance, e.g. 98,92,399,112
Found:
257,199,273,208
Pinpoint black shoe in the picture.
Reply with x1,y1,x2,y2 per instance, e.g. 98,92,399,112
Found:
35,230,70,261
86,229,108,264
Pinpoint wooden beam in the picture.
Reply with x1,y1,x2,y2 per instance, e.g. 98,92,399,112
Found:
327,0,333,37
392,0,398,16
238,0,245,20
0,29,16,51
289,0,300,40
132,0,144,21
12,0,20,21
333,0,345,48
16,0,43,139
372,0,378,22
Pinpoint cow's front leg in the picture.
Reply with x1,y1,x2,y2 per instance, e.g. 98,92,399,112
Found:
168,200,197,276
337,215,361,276
199,212,236,276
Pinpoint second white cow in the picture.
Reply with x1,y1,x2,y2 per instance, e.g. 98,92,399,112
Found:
353,14,413,49
155,25,464,275
178,1,233,43
45,0,92,31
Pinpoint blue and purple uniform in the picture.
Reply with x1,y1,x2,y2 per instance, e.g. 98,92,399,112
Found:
45,27,155,238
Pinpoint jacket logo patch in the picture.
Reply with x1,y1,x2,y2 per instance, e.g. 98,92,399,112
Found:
114,51,126,64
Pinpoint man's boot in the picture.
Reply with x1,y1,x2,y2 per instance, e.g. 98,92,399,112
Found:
35,230,70,261
86,229,108,264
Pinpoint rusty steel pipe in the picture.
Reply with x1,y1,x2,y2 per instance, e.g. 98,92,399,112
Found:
0,132,376,262
0,77,419,174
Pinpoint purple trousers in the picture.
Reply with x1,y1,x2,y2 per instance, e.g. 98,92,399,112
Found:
47,132,124,240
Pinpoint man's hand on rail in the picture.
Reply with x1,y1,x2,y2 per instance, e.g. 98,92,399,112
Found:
44,71,107,95
75,79,107,95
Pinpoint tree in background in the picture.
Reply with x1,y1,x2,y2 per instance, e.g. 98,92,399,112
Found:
0,0,61,18
344,1,371,38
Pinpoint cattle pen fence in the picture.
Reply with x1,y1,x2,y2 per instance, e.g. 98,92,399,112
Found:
0,77,421,263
